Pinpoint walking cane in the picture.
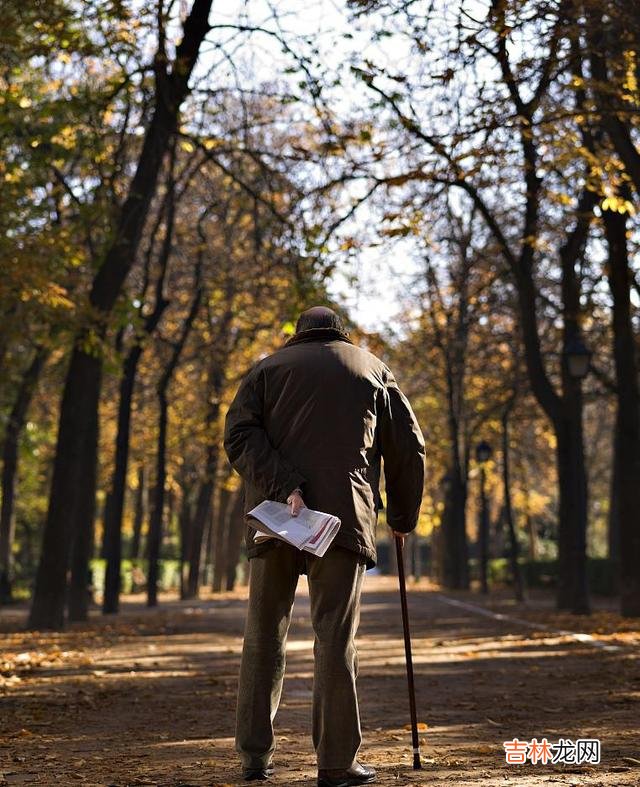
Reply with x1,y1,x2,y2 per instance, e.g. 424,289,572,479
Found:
394,534,422,770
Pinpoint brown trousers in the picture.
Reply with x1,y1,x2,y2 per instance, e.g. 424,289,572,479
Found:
235,543,366,770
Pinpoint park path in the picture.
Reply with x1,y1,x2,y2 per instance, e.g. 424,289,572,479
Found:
1,575,639,787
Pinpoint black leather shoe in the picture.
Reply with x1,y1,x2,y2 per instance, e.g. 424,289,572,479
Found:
242,764,275,781
317,762,376,787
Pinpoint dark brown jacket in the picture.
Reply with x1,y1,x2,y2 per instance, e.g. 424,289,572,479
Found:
223,327,425,567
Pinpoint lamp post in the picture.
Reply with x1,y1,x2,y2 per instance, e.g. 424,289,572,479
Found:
476,441,492,594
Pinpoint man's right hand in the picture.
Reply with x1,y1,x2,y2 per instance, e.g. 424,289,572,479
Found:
287,489,305,517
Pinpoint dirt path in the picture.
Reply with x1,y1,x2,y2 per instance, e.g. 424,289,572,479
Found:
1,576,639,787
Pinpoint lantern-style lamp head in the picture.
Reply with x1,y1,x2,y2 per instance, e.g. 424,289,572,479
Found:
475,441,492,464
565,333,591,380
440,472,453,492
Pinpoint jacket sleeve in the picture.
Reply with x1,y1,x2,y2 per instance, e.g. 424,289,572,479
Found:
378,367,426,533
223,365,306,502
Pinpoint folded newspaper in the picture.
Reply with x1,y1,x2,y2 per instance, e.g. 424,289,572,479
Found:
247,500,341,558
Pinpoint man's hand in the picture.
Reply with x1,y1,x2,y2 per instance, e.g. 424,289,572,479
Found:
287,489,305,517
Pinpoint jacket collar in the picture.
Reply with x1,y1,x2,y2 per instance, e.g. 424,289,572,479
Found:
284,327,353,348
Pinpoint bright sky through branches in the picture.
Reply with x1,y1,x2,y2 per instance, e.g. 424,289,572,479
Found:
201,0,423,331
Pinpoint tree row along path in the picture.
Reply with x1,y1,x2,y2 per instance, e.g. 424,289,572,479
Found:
1,576,639,787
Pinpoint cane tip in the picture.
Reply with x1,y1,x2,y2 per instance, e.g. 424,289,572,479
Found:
412,754,422,770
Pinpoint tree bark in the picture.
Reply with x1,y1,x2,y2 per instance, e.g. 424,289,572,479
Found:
602,202,640,617
103,293,168,614
147,262,202,607
178,480,194,599
131,464,146,560
212,486,232,592
102,351,141,613
586,5,640,199
68,448,98,621
608,426,620,592
28,0,213,630
185,459,217,599
147,390,169,608
554,411,590,613
0,347,47,604
29,348,103,629
225,489,245,591
502,405,525,603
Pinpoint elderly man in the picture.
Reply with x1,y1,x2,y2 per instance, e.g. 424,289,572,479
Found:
224,307,425,787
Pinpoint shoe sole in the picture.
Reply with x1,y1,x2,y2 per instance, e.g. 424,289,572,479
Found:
317,776,376,787
243,768,275,781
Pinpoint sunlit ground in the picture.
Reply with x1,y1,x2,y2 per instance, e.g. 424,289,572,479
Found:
1,576,639,786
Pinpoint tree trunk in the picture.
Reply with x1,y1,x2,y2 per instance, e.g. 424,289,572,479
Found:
225,488,245,591
27,0,213,631
28,348,103,629
442,471,469,589
0,347,47,604
553,193,593,614
147,391,168,608
608,426,620,593
555,411,590,613
185,446,219,598
603,202,640,617
178,482,193,599
502,406,525,603
202,495,215,585
103,269,169,614
102,351,140,613
68,453,98,621
131,464,146,560
519,465,538,561
212,487,232,592
147,259,202,607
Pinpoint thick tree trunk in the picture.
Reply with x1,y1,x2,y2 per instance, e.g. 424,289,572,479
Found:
68,454,98,621
603,203,640,617
0,347,47,604
27,0,213,631
29,348,102,629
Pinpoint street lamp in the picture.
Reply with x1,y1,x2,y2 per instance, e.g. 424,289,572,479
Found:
476,441,493,464
476,441,492,594
565,333,592,380
440,472,453,494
